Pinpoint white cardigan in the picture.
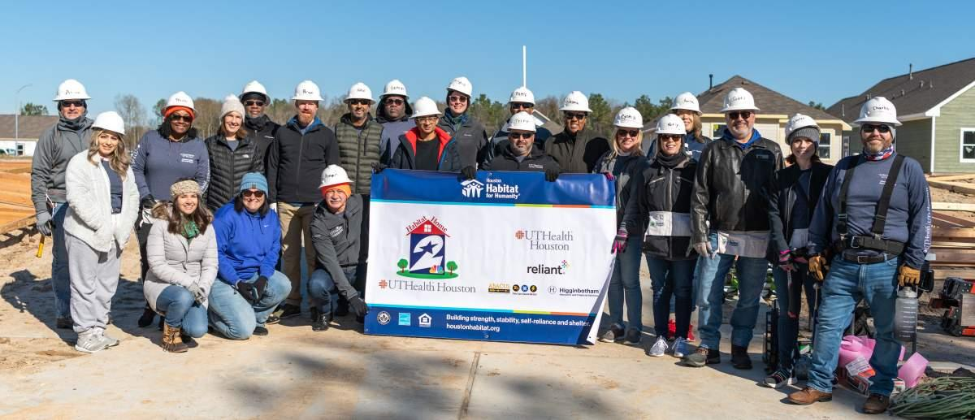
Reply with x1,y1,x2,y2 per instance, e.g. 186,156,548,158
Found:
63,151,140,253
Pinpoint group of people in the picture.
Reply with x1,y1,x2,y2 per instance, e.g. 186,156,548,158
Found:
30,75,931,415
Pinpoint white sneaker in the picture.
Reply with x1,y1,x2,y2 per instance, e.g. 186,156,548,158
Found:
671,337,689,358
647,337,668,357
98,329,120,348
74,330,109,354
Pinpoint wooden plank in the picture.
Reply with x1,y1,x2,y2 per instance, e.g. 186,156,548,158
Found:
0,215,36,234
932,227,975,239
928,179,975,195
928,174,975,182
927,249,975,265
933,202,975,212
933,211,975,228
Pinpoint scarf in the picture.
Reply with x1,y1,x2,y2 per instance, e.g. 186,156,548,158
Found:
863,144,895,161
245,114,272,131
656,151,685,169
58,110,90,131
182,220,199,242
445,111,467,131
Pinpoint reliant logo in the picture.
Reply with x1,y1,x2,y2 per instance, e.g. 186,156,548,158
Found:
461,179,484,198
526,260,569,275
516,230,573,251
396,216,459,279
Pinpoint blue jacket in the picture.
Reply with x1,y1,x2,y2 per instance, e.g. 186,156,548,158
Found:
213,202,281,285
131,130,210,200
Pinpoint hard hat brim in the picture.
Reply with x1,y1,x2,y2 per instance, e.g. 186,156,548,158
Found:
854,117,902,127
720,105,761,113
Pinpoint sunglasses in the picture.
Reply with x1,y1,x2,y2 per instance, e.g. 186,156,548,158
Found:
617,129,640,138
861,124,891,133
448,96,468,103
245,100,265,107
348,99,371,106
170,114,193,122
242,190,265,198
510,102,533,110
659,134,682,142
728,111,753,120
509,132,534,140
385,98,404,106
564,112,587,120
61,101,85,108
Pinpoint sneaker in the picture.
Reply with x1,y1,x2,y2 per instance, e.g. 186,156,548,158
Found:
646,337,668,357
74,330,109,354
598,324,625,343
671,337,689,358
56,316,73,330
763,369,796,389
100,330,120,348
731,345,753,370
253,326,269,336
624,328,642,344
279,304,302,320
265,314,281,325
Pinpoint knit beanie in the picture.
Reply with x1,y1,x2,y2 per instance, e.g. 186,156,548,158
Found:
788,126,821,146
240,172,268,194
164,106,195,120
221,95,246,120
170,179,200,198
321,183,352,198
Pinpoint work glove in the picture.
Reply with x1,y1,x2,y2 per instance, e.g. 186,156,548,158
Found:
611,228,628,254
808,254,828,282
140,195,156,210
253,276,268,299
898,265,921,287
348,296,369,318
186,283,207,304
236,281,259,304
36,211,53,236
372,162,387,174
545,168,560,182
693,242,714,259
460,166,477,180
778,250,795,272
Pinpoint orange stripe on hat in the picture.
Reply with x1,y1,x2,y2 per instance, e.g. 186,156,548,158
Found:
321,183,352,198
164,106,196,120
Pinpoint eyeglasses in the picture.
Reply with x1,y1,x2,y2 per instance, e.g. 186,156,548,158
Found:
416,116,439,123
861,124,891,133
564,112,587,120
509,132,534,140
61,101,85,108
384,98,404,106
348,99,371,106
245,100,265,107
617,129,640,138
170,114,193,122
659,134,682,142
242,190,265,198
448,95,468,103
510,102,533,110
728,111,753,120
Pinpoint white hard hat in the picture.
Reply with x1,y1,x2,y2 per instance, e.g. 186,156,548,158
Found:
166,91,195,111
560,91,592,113
411,97,442,119
447,76,473,97
785,113,820,138
613,107,643,129
381,79,409,99
508,112,537,133
509,86,535,105
656,114,687,136
292,80,323,102
319,165,353,189
346,82,373,102
720,87,760,113
92,111,125,135
855,96,902,127
221,95,245,119
53,79,90,101
671,92,701,114
240,80,269,101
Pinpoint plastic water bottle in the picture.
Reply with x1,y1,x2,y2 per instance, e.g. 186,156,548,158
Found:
894,287,918,343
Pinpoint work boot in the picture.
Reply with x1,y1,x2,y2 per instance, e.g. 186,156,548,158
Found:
683,346,719,367
788,387,832,405
137,305,156,328
311,308,330,331
253,326,269,336
599,324,625,343
161,323,188,353
731,345,752,370
279,304,302,320
862,393,890,414
56,316,72,330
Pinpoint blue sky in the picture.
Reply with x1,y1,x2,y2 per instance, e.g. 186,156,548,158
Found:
3,0,974,117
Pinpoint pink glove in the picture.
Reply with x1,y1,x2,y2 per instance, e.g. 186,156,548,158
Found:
778,250,794,272
611,228,627,254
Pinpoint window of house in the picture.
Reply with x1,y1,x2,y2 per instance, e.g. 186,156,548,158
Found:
818,133,831,159
962,129,975,162
712,124,726,138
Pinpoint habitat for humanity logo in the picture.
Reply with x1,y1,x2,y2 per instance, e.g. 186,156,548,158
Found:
395,216,459,279
461,179,484,198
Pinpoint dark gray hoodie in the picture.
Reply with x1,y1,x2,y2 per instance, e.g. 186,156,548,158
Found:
31,114,93,212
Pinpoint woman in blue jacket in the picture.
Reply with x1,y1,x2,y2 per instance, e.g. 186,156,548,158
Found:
208,173,291,340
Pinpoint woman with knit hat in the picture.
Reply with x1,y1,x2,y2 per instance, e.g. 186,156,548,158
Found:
132,91,211,328
307,165,370,331
209,172,291,339
63,111,140,353
144,179,218,353
205,95,265,211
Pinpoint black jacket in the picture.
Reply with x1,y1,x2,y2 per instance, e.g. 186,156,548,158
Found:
594,152,648,227
334,114,384,195
267,117,340,203
310,194,364,300
482,144,560,172
766,161,833,263
204,133,265,211
691,135,783,244
544,128,610,173
244,115,280,174
624,154,698,260
438,113,489,168
389,127,463,172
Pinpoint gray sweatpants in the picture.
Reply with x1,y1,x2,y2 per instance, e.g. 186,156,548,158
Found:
65,233,120,334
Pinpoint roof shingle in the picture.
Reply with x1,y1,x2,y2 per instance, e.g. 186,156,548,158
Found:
0,115,59,139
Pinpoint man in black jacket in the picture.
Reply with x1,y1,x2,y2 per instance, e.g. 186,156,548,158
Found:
267,80,340,319
240,80,280,172
685,87,783,369
544,91,610,173
483,112,559,181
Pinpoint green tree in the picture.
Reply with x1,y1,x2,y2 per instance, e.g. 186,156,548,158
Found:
397,259,408,273
633,95,656,123
587,93,613,137
808,101,826,111
469,94,506,132
446,261,458,274
20,102,48,116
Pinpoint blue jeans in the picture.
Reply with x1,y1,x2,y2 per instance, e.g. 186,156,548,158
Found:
695,232,770,349
207,271,291,340
52,203,71,318
772,263,814,373
808,257,900,396
607,235,643,333
155,285,208,338
647,256,695,339
308,267,357,314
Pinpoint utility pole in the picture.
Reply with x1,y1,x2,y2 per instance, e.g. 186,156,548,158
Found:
522,45,527,88
15,84,32,143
